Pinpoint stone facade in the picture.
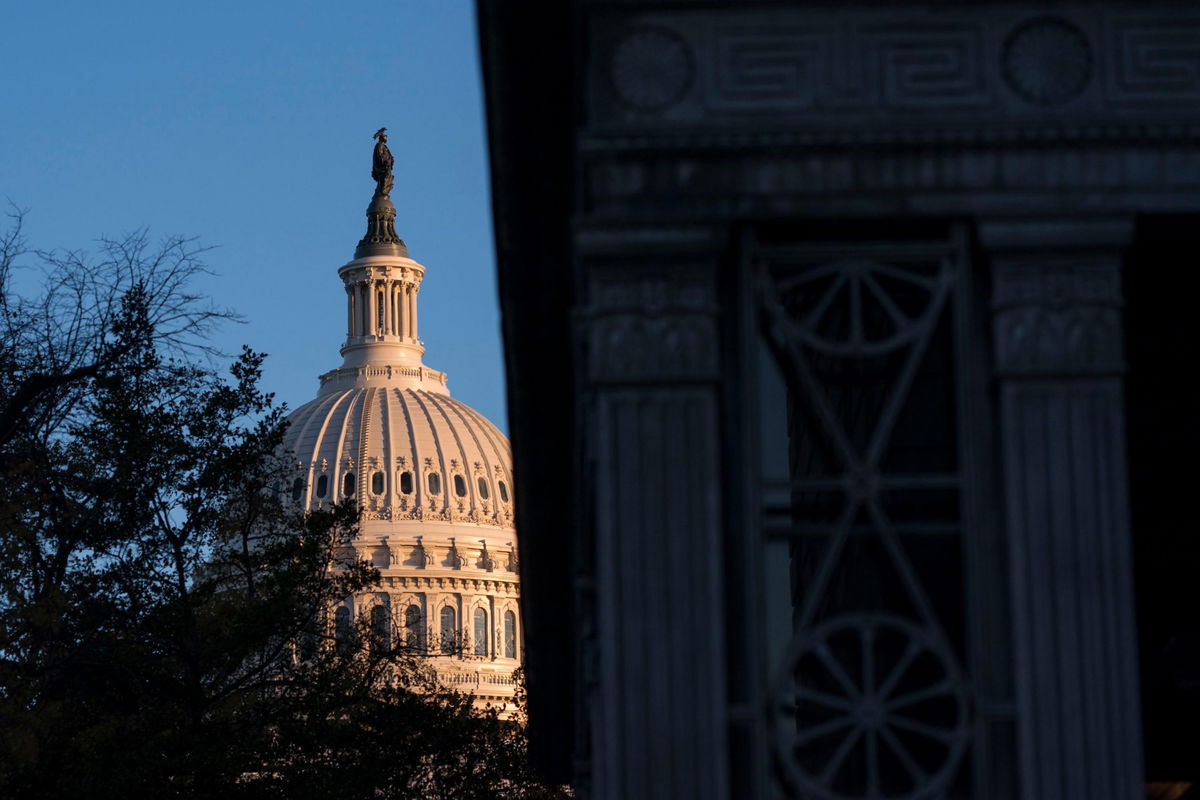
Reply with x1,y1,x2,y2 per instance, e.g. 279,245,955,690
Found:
479,1,1200,797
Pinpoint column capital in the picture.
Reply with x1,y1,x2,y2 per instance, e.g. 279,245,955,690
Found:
982,217,1129,379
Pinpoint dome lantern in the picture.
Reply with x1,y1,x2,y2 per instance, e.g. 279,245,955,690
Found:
323,130,443,392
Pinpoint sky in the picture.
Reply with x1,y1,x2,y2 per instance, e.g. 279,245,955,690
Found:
0,1,507,428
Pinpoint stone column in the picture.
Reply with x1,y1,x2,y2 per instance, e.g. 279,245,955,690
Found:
382,280,392,335
577,225,727,800
409,284,418,340
983,218,1142,800
392,284,401,336
360,283,371,337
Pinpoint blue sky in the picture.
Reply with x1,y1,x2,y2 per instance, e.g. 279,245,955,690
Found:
0,2,506,427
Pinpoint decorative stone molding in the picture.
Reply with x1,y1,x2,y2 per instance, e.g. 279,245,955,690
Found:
992,261,1124,376
578,227,721,384
590,7,1200,136
986,217,1130,378
609,25,694,112
1002,17,1093,106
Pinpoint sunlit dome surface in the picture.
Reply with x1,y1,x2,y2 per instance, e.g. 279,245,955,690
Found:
283,386,514,528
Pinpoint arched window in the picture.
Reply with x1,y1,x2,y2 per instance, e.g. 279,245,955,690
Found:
405,604,424,651
335,606,353,654
427,473,441,495
477,477,490,500
370,604,389,655
498,481,509,503
399,471,413,494
503,610,517,659
439,606,457,654
473,608,489,657
371,471,385,495
299,617,319,662
316,474,328,499
454,475,467,497
291,477,304,502
343,472,356,497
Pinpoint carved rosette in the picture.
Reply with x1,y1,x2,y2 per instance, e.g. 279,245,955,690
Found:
609,25,694,113
1002,16,1093,106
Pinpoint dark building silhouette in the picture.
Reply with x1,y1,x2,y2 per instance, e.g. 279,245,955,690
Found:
476,3,1200,798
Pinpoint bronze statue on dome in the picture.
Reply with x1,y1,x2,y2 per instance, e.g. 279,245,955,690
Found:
372,127,394,197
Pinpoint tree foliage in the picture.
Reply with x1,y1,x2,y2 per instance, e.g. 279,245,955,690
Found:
0,209,565,799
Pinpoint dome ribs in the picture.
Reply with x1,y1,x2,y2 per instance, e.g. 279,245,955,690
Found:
377,387,396,509
425,391,499,522
284,389,515,529
418,390,477,520
281,393,334,496
392,387,423,512
329,390,362,508
455,401,515,501
356,387,376,509
406,388,449,517
305,390,356,508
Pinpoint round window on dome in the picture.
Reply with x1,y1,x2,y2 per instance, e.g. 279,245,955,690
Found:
427,472,441,495
371,471,384,495
343,472,356,497
477,477,490,500
454,475,467,497
316,475,328,499
498,481,509,504
400,470,414,494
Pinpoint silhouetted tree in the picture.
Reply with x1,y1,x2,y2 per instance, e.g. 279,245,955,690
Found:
0,209,565,799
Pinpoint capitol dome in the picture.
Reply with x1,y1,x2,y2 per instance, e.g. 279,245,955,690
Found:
282,130,520,706
285,386,514,529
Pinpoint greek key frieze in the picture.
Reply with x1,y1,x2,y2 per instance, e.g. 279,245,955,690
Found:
591,7,1200,135
708,25,988,113
1106,17,1200,106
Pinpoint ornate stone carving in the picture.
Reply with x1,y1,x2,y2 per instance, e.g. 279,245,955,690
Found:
588,6,1200,145
710,24,988,113
1107,17,1200,106
1002,17,1093,106
584,270,718,383
610,25,694,112
992,261,1124,376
